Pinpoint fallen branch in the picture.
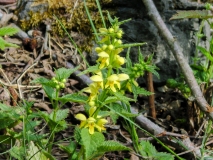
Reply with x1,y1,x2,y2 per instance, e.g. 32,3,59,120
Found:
141,0,213,119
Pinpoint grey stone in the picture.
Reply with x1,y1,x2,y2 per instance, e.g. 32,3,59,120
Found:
107,0,208,84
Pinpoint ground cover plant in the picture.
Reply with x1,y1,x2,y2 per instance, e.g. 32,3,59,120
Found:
1,0,213,160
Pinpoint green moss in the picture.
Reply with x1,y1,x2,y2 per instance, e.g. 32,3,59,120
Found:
18,0,112,52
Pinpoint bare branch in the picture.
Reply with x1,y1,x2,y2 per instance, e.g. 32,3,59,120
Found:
141,0,213,119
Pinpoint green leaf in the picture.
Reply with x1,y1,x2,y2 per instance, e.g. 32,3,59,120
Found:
74,126,81,144
140,140,157,157
113,92,135,106
121,110,138,118
49,109,69,122
0,135,16,145
81,128,105,159
77,65,99,76
4,41,19,48
154,152,174,160
109,103,122,124
38,111,68,132
0,103,20,129
31,77,50,84
126,47,132,68
43,85,56,100
97,140,130,152
116,43,146,49
135,86,153,96
55,67,79,81
58,93,88,104
9,146,25,160
197,46,213,62
26,141,50,160
58,141,76,154
0,37,6,50
103,96,118,105
170,10,212,20
0,27,19,36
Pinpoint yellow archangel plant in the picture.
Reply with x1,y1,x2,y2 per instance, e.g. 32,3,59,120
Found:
75,19,131,134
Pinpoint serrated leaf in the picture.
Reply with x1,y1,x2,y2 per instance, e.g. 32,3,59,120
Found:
77,65,99,76
97,140,130,152
4,41,19,48
74,127,81,143
31,77,50,84
103,96,118,105
154,152,174,160
38,111,67,132
81,128,105,159
58,141,76,154
26,141,49,160
0,103,20,130
58,93,88,104
9,146,25,160
170,10,212,20
135,87,153,96
109,103,122,124
197,46,213,62
55,67,79,81
43,85,56,100
0,37,6,50
117,42,146,49
0,27,19,36
140,140,157,157
49,109,69,122
113,92,135,105
121,110,138,118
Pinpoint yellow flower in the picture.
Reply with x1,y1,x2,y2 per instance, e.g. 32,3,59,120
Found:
75,113,87,128
75,113,108,134
96,118,108,132
105,74,129,92
89,106,97,117
83,83,99,102
85,117,96,134
113,55,125,67
97,51,110,69
126,80,138,92
90,74,103,89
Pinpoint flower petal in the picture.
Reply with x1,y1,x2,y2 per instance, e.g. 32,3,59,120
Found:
118,74,129,81
75,113,87,121
91,75,103,82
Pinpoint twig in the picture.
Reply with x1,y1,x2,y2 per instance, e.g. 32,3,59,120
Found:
17,62,38,99
141,0,213,119
145,60,156,119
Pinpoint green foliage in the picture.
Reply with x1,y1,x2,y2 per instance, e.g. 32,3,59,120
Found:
140,140,174,160
167,78,191,98
58,94,88,104
0,103,21,130
26,141,51,160
170,10,212,20
59,141,78,160
0,27,19,50
79,128,130,160
9,146,25,160
38,109,69,132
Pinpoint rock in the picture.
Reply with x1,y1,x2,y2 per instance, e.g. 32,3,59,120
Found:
17,0,209,84
109,0,207,84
